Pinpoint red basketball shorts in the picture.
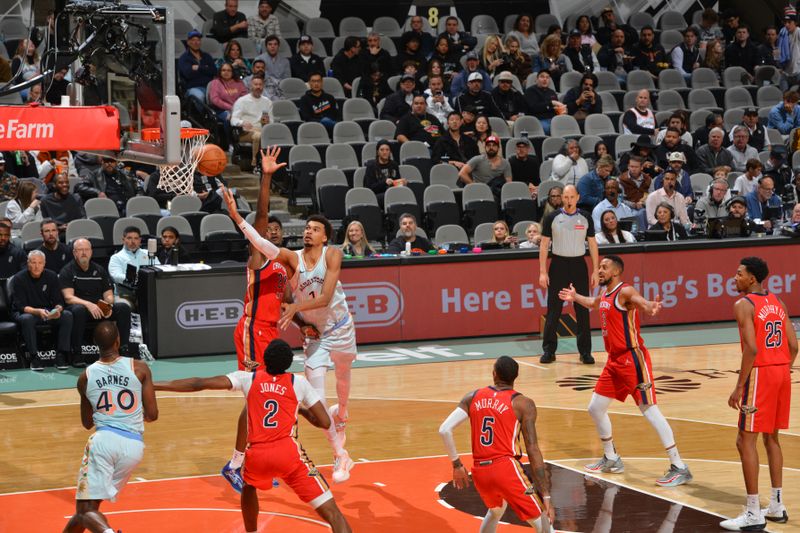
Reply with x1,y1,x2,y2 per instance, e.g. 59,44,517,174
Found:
234,317,279,370
243,438,331,508
471,456,543,521
738,364,791,433
595,348,657,406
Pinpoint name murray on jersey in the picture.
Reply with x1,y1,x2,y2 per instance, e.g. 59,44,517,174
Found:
94,374,131,388
473,396,511,414
757,303,785,321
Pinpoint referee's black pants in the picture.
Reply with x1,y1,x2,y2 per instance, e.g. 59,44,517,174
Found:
542,255,592,357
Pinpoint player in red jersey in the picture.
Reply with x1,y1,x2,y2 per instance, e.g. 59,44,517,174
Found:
719,257,797,532
439,356,554,532
559,255,692,487
154,339,352,533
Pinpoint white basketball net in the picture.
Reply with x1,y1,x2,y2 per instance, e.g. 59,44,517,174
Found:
157,130,210,196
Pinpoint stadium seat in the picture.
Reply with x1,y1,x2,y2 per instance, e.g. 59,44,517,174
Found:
353,167,366,188
473,222,495,244
384,187,420,234
723,108,745,131
501,181,537,227
512,220,535,236
541,137,566,159
126,197,162,236
757,85,782,108
339,16,367,37
400,141,432,185
368,119,397,142
156,216,195,243
297,122,331,159
398,164,426,207
169,195,202,215
305,17,336,38
433,224,470,248
659,29,684,51
658,69,688,91
65,219,105,247
345,188,384,242
658,11,687,31
627,12,655,31
691,68,721,89
424,185,460,232
325,144,360,185
260,123,295,162
470,14,499,35
361,142,377,165
578,135,603,156
595,71,623,92
316,168,349,220
724,87,754,110
723,66,755,89
270,100,303,139
462,183,498,234
323,77,346,100
200,213,239,242
373,16,402,37
512,116,545,137
656,89,685,112
626,70,656,92
278,15,301,39
333,122,366,154
429,164,460,189
559,71,583,94
537,180,561,206
614,134,638,156
289,145,323,207
342,98,377,134
84,198,120,245
689,109,715,131
488,117,512,139
539,160,553,182
534,14,560,35
20,221,42,251
112,218,149,245
279,78,308,101
584,115,616,136
688,89,722,112
690,173,713,196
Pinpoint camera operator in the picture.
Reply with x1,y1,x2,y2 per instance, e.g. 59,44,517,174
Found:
75,157,142,216
763,147,792,191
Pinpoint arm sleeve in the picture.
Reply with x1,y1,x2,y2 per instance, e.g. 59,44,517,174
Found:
238,219,280,259
438,407,469,461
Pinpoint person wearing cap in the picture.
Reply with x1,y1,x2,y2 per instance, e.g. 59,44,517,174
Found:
564,29,599,74
598,28,635,86
458,136,512,198
450,51,491,98
395,33,427,75
401,15,435,58
178,30,217,106
438,16,477,55
596,6,638,47
653,150,694,203
247,0,280,41
632,26,668,79
763,147,792,191
725,24,759,78
289,35,325,82
670,27,701,83
431,111,479,169
562,72,602,121
455,72,502,118
767,90,800,134
622,89,656,136
211,0,248,43
727,126,759,172
0,154,20,202
729,107,767,151
618,134,659,174
734,159,763,196
696,127,734,174
75,157,141,216
523,70,562,135
297,72,339,134
577,154,615,211
491,71,528,124
380,73,418,123
396,95,443,146
363,140,404,208
645,168,689,226
727,195,748,219
744,176,782,230
695,178,732,219
508,138,541,193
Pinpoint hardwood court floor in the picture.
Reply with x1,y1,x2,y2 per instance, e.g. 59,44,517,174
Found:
1,343,798,531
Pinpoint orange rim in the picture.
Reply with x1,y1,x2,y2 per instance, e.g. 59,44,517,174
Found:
141,127,209,142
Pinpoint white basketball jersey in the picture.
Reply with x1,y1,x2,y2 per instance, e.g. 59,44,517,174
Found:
292,247,350,333
85,357,144,434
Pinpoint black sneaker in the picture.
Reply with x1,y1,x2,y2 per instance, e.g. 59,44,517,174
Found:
55,352,69,370
539,352,556,364
580,353,596,364
29,355,44,371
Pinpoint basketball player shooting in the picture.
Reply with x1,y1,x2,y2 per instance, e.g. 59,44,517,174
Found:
222,157,357,484
559,255,692,487
439,356,554,533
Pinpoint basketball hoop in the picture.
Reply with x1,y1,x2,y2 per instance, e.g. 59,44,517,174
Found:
142,127,209,195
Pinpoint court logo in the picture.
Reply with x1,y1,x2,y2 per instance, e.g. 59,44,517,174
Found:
176,299,244,329
556,374,702,394
344,282,404,328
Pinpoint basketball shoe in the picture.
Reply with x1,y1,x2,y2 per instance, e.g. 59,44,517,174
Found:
719,509,766,531
221,461,244,493
762,503,788,523
585,455,624,474
656,464,692,487
332,450,354,483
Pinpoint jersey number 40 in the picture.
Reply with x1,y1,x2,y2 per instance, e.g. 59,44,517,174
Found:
95,389,136,414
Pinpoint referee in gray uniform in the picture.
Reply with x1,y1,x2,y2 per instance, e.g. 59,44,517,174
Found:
538,185,600,364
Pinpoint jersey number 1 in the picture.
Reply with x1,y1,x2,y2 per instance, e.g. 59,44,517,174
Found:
480,416,495,446
765,320,783,348
263,399,279,428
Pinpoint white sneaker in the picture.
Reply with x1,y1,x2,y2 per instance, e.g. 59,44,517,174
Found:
719,509,766,531
762,503,789,523
332,450,354,484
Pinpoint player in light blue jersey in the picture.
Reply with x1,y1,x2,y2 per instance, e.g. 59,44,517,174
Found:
64,321,158,533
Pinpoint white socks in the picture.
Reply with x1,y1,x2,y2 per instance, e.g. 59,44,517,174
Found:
640,404,685,469
588,394,618,459
602,437,619,461
230,449,245,469
770,487,783,509
746,494,760,515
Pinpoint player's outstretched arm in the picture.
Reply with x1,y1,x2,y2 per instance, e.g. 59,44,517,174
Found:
135,360,159,423
252,146,286,235
154,375,233,393
299,401,332,429
439,392,474,489
620,286,662,316
278,246,343,330
730,298,758,410
515,395,554,524
77,372,94,430
559,283,599,310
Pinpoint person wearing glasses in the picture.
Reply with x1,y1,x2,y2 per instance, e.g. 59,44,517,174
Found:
744,176,782,230
695,178,732,219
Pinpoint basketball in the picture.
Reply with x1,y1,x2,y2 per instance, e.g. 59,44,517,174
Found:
194,144,227,176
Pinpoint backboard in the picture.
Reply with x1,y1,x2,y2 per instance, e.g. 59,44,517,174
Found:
62,1,181,165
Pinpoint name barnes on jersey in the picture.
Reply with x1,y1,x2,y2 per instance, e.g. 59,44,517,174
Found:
94,374,131,389
473,395,511,414
297,276,324,292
